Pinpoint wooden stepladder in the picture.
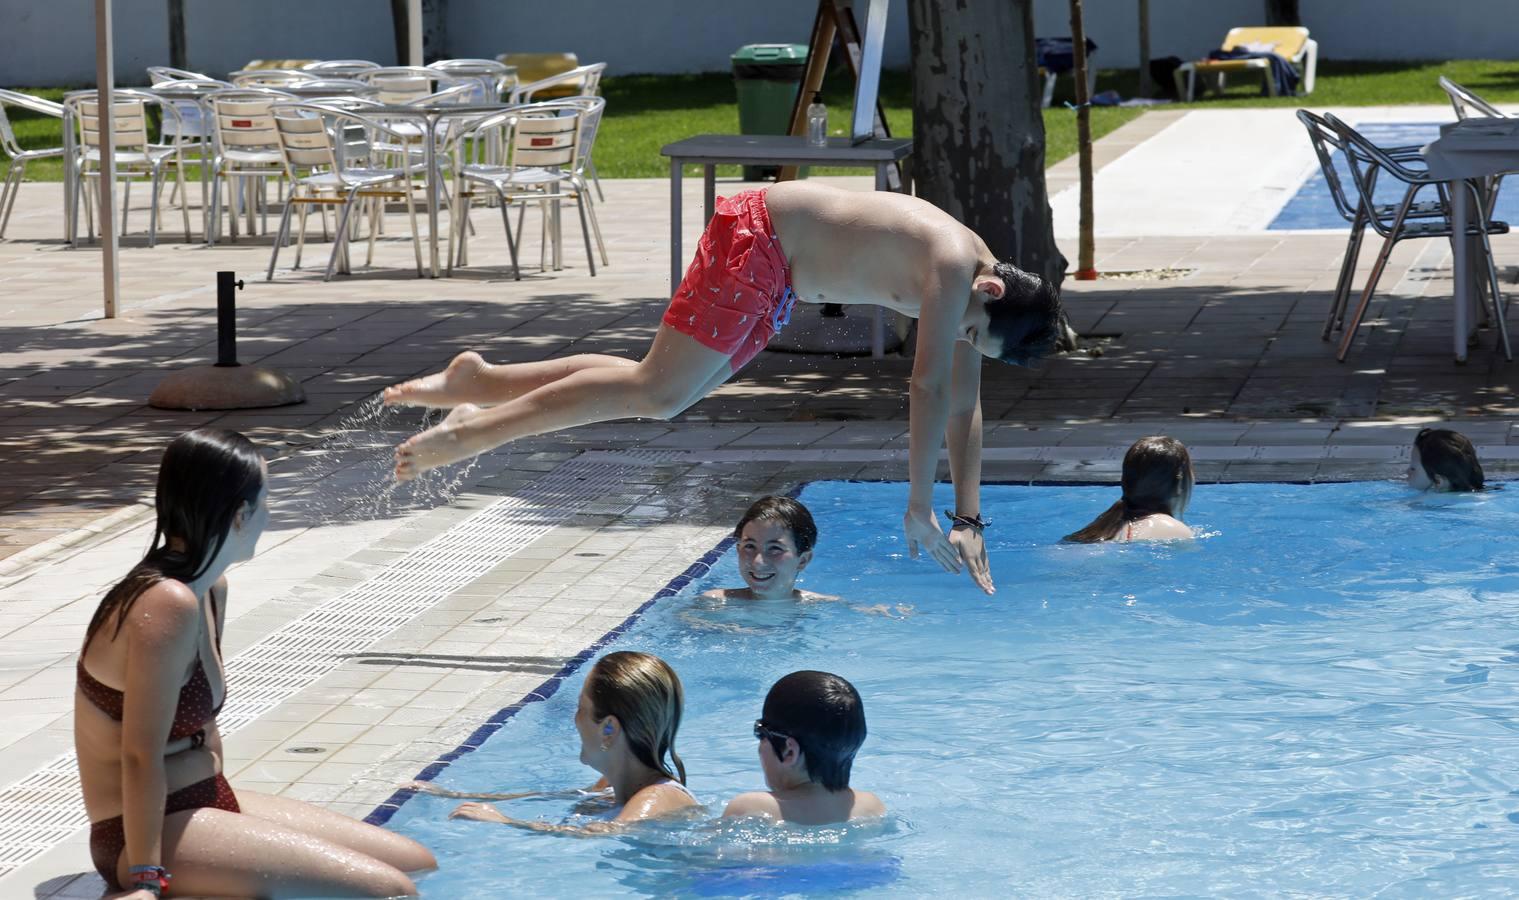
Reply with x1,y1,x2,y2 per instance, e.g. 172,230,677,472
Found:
778,0,902,190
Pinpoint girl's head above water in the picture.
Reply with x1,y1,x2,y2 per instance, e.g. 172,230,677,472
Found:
1410,428,1484,492
733,496,818,598
87,428,267,644
577,651,687,784
1064,436,1195,543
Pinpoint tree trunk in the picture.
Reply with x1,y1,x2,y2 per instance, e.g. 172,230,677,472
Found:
167,0,186,71
1264,0,1301,26
906,0,1065,293
389,0,410,65
1137,0,1152,98
1070,0,1095,279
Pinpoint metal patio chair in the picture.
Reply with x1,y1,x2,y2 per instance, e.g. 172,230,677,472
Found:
0,89,67,239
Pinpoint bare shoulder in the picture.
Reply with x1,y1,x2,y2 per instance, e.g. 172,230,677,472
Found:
701,587,753,601
124,579,200,652
797,590,840,603
852,790,887,819
619,781,698,822
1131,514,1193,541
722,791,782,820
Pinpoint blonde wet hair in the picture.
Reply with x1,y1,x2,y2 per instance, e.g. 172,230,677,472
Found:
586,651,687,784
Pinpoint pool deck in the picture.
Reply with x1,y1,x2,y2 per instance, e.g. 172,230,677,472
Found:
2,106,1518,897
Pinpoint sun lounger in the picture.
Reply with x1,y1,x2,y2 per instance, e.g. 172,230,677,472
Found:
1175,27,1317,101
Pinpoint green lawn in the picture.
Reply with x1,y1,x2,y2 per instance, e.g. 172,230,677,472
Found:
7,59,1519,182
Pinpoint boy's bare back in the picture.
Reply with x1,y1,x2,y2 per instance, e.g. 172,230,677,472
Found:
764,182,989,316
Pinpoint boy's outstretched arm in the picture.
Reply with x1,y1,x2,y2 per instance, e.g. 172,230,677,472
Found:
903,260,970,576
945,340,994,594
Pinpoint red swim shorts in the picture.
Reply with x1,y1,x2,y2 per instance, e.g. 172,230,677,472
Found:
663,188,797,372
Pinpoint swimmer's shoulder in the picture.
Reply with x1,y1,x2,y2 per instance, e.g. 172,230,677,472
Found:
700,587,755,601
850,789,887,820
1127,514,1193,542
722,790,782,820
619,779,699,822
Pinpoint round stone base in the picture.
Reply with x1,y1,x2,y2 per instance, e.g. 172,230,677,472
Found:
149,365,306,411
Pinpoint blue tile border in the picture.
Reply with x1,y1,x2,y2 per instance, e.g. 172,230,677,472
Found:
363,483,807,827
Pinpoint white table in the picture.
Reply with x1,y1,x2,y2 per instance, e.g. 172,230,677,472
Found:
1421,116,1519,362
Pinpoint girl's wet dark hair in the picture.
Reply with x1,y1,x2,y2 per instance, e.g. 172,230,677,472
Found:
85,429,264,646
1414,428,1484,492
1064,436,1194,543
734,495,818,555
760,670,866,792
985,262,1063,366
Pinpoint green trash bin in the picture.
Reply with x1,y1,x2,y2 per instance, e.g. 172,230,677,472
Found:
731,43,809,181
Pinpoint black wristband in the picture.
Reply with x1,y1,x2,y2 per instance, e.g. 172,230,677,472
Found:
944,510,988,531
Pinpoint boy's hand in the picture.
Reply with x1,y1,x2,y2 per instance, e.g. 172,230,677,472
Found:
904,509,962,575
949,527,995,595
450,801,508,823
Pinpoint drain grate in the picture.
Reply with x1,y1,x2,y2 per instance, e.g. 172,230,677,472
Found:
0,458,631,879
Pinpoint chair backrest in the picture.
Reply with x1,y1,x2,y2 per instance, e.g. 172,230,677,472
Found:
553,96,605,179
1294,109,1360,224
509,101,589,172
362,67,462,104
209,92,283,156
510,63,606,104
232,69,317,88
272,105,338,173
1220,26,1309,61
0,88,65,157
148,66,214,84
302,59,381,77
73,93,154,151
429,59,510,104
1439,76,1504,121
1322,113,1432,204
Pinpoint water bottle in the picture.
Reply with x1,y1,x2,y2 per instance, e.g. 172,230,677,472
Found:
806,92,828,147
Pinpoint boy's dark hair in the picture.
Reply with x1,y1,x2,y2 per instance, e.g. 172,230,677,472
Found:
760,670,866,792
734,495,818,555
985,262,1064,366
1414,428,1484,492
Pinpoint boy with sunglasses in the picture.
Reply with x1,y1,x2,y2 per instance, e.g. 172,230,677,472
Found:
723,670,884,825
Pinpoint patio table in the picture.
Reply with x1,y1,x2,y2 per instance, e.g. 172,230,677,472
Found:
659,134,913,357
277,81,380,100
369,102,516,276
1422,116,1519,362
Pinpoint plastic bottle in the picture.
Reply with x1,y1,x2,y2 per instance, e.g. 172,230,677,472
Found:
806,92,828,147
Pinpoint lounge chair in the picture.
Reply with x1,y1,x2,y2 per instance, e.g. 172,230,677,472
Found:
1175,27,1317,101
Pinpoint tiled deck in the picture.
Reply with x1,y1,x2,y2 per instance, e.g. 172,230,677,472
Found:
1,107,1516,896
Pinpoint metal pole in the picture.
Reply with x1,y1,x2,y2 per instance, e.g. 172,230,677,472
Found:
1137,0,1152,98
407,0,423,65
95,0,120,318
215,271,243,367
1069,0,1096,280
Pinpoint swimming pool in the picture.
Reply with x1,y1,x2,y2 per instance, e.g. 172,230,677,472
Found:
1269,122,1519,231
380,479,1519,897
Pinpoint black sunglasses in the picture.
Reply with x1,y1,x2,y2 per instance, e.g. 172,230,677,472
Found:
753,719,790,747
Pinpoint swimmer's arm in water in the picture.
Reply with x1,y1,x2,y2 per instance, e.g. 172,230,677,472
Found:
449,802,625,836
407,778,608,801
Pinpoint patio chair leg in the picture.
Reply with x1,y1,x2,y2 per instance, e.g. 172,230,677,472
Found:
325,192,360,282
367,196,380,268
175,159,191,243
403,175,424,278
498,193,520,281
0,162,20,238
1335,235,1398,362
227,174,239,242
83,175,95,242
245,176,256,237
121,177,133,239
267,196,296,281
577,198,596,277
1324,211,1367,339
582,186,608,266
1478,221,1513,361
539,199,549,273
148,171,163,249
294,201,309,270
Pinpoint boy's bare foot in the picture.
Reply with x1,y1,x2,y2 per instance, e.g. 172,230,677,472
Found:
394,403,481,481
383,351,487,408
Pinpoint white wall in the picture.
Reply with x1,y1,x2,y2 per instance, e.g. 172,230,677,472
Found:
4,0,1519,87
0,0,397,87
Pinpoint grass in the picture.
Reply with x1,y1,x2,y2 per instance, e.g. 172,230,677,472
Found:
8,59,1519,182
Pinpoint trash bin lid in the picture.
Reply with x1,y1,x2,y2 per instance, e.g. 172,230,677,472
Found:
731,43,809,65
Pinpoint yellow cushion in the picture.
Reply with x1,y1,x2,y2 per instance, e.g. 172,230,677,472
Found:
1219,26,1308,59
1193,58,1263,72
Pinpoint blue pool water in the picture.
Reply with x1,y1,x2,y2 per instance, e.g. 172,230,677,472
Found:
385,480,1519,897
1269,121,1519,230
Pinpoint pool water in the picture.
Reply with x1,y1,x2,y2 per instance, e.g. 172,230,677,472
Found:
385,480,1519,897
1269,121,1519,230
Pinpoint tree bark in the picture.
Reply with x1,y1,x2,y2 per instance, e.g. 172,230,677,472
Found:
389,0,410,65
1137,0,1152,98
1264,0,1301,26
167,0,186,71
906,0,1065,293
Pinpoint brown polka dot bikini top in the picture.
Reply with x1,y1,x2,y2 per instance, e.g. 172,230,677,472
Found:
77,647,224,744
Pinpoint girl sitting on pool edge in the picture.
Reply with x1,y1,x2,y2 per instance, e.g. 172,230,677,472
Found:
429,651,699,833
1064,436,1195,543
1408,428,1485,492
